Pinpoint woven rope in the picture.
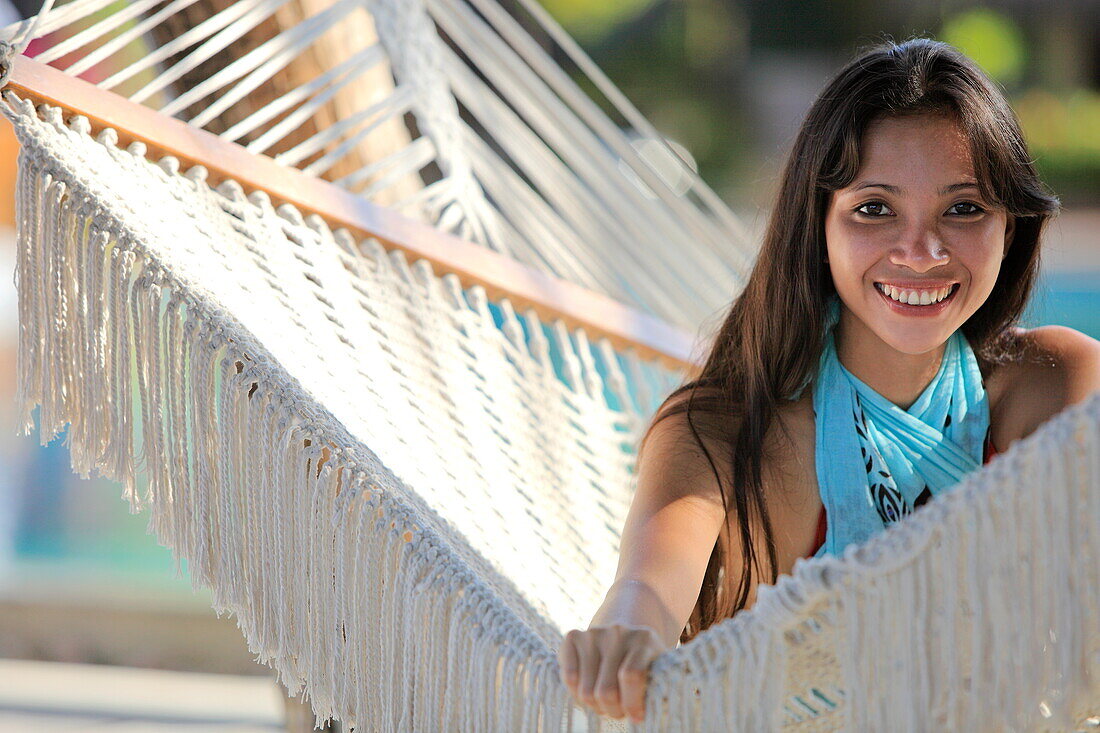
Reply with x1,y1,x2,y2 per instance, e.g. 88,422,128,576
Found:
0,0,748,334
2,90,1098,731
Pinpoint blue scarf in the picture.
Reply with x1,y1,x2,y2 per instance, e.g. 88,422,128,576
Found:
809,296,990,558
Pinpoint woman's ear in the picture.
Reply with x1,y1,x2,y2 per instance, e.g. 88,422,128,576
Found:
1002,214,1015,259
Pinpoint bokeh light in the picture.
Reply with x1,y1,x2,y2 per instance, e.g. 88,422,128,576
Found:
538,0,657,42
941,8,1026,86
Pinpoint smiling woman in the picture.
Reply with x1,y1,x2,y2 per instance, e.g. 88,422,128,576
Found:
823,114,1014,405
559,37,1100,724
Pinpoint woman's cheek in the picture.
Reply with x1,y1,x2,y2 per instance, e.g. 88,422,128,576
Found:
972,260,1002,310
846,239,885,283
825,217,889,288
956,240,1003,300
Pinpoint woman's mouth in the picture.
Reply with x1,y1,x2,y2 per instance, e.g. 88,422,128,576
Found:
874,281,959,315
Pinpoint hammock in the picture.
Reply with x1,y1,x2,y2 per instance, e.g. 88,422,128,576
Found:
0,0,751,336
1,3,1098,731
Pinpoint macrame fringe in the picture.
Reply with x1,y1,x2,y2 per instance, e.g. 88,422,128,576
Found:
3,90,1097,731
4,93,577,732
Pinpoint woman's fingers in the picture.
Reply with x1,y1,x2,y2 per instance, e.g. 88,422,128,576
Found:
558,625,664,722
618,644,653,723
573,631,601,711
594,639,630,718
558,629,581,697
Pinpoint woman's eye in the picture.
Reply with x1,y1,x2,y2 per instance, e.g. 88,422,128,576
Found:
855,201,892,217
949,201,985,216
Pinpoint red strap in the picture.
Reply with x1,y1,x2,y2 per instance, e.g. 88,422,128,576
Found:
983,435,998,464
810,506,827,556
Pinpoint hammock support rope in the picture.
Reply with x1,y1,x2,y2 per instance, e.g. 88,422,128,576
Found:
0,0,751,334
3,89,1098,732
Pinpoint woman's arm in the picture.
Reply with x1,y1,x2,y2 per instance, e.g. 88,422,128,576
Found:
591,414,729,647
559,411,731,722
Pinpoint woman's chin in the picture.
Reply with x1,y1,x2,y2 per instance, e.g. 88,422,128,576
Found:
840,296,962,355
859,293,965,355
876,327,953,356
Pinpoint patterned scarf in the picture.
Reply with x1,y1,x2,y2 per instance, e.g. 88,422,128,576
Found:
810,295,990,558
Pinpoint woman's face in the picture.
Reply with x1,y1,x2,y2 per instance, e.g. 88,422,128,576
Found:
823,113,1015,355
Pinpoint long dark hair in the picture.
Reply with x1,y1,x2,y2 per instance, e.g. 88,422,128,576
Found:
640,37,1062,645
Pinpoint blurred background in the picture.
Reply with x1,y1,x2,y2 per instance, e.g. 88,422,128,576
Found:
0,0,1095,730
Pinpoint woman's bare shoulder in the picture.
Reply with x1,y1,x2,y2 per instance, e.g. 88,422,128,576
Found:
640,387,822,573
637,393,736,509
988,325,1100,449
638,387,815,504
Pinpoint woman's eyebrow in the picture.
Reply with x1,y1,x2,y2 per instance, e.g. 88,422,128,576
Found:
850,180,981,195
849,180,902,193
937,180,981,192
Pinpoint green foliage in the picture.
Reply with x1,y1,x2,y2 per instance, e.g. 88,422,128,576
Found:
941,8,1026,86
539,0,657,43
1015,88,1100,203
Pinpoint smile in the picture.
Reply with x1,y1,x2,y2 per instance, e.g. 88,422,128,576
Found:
874,281,959,314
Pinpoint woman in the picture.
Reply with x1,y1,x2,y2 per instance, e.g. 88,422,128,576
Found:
559,37,1100,724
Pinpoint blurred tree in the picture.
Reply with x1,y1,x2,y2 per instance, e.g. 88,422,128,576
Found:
941,8,1025,87
538,0,658,43
539,0,753,196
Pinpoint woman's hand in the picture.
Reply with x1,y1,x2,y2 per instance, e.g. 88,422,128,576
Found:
558,623,669,724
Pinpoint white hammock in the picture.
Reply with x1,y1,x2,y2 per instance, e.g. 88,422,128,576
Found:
0,0,752,335
1,2,1098,731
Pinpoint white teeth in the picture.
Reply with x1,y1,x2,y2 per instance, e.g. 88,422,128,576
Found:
878,283,953,306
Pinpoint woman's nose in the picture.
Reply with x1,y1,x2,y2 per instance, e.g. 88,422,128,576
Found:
888,229,949,273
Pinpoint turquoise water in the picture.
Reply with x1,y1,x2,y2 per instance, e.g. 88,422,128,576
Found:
1022,270,1100,339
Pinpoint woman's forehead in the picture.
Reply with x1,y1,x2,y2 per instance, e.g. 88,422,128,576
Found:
851,115,976,190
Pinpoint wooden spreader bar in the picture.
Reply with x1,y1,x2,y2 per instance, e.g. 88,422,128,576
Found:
4,55,703,371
